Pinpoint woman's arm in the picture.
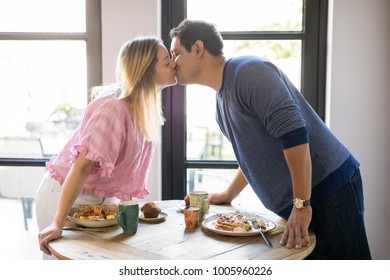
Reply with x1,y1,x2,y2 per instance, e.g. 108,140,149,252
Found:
53,154,95,228
38,154,95,254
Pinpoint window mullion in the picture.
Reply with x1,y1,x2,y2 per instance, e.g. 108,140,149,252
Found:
186,161,238,169
222,31,305,40
0,32,87,40
0,158,47,167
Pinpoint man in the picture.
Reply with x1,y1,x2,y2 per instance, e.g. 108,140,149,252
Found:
169,19,371,259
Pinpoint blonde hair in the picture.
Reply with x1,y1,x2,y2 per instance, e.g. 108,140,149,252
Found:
91,37,165,141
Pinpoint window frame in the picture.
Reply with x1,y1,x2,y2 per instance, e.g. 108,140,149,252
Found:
0,0,102,167
161,0,328,200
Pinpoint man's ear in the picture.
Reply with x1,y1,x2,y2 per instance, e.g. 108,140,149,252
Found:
193,40,205,57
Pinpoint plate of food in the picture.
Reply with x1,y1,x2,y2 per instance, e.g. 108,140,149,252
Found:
139,212,168,222
201,211,275,236
139,201,167,223
67,204,118,228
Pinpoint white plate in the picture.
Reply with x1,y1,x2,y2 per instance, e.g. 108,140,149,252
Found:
139,212,168,222
177,201,186,212
67,204,118,228
201,211,276,236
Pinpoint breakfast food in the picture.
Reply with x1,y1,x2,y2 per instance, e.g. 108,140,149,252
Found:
214,213,267,232
141,201,161,218
72,205,117,221
214,213,250,232
257,218,266,229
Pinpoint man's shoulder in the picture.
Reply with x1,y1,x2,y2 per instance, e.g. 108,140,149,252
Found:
227,56,274,73
228,55,268,65
225,56,276,81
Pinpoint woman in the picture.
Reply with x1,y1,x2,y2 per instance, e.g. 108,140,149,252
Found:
36,37,176,257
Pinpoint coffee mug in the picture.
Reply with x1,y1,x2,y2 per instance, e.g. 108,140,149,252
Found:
189,190,210,222
116,201,139,235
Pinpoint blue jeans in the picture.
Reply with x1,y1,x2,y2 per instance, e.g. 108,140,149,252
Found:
305,169,371,259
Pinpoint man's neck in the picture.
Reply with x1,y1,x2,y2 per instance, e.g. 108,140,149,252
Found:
200,56,226,92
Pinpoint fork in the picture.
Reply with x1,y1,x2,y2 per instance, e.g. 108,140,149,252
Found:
249,219,273,248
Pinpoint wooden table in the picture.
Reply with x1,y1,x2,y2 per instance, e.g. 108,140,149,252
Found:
49,200,316,260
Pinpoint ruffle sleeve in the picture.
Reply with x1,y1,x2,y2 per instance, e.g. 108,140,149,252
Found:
46,155,66,184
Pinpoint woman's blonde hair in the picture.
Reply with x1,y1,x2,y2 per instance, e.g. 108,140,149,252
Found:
91,37,165,141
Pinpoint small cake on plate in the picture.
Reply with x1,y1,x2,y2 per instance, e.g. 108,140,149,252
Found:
141,202,161,218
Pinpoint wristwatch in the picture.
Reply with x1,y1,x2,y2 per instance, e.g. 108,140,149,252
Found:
293,198,311,209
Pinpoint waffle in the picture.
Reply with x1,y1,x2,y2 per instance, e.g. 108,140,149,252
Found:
214,213,251,232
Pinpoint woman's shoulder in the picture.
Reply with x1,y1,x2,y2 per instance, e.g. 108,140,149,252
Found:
89,87,128,112
80,88,134,130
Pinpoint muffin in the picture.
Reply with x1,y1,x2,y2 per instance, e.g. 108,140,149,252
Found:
141,201,161,218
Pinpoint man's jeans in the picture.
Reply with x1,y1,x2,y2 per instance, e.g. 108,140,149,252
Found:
306,169,372,259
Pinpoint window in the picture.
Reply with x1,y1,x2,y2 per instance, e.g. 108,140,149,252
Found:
161,0,328,200
0,0,101,200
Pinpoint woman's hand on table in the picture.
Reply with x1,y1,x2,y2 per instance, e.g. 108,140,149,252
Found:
38,223,63,255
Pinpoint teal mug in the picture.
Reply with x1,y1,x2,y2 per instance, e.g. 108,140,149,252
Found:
116,201,139,235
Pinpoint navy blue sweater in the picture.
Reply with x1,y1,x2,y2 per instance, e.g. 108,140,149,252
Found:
216,56,358,214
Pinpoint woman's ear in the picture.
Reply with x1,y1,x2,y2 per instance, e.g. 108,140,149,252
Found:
193,40,205,57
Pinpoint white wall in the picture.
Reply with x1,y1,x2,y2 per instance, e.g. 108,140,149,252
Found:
101,0,159,84
101,0,390,259
328,0,390,259
101,0,161,201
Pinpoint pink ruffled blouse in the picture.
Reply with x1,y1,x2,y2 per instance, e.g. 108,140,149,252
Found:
46,91,154,200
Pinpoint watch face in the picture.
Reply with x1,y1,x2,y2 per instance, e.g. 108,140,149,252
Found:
294,199,303,209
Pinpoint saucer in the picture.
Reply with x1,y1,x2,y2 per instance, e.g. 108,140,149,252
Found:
139,212,168,223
